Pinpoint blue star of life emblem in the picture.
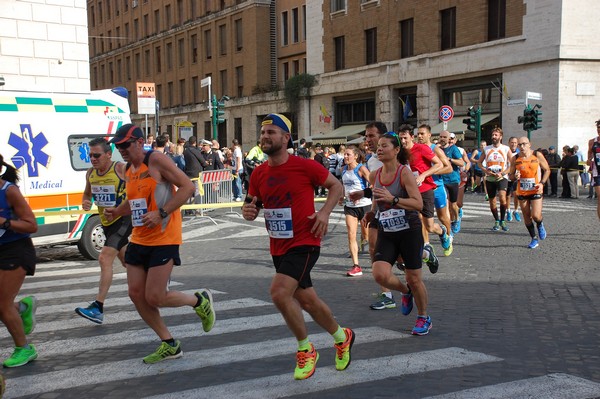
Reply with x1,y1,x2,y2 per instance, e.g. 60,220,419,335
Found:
8,124,50,177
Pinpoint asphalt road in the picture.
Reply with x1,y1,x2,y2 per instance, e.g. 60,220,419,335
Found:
3,193,600,398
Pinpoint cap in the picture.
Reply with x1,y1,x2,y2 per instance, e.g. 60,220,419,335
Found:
199,139,212,146
449,132,456,139
262,113,292,134
549,145,556,150
108,123,144,144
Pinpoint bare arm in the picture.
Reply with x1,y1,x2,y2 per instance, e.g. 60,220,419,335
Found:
82,168,93,211
308,173,343,238
1,185,38,234
433,146,452,175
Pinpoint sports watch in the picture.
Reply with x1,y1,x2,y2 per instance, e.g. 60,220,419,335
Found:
392,197,400,206
158,208,169,219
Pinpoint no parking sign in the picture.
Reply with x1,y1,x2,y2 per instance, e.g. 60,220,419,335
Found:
439,105,454,121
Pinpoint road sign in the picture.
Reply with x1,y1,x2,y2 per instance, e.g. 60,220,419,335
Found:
439,105,454,122
507,98,526,106
526,91,542,101
136,82,156,115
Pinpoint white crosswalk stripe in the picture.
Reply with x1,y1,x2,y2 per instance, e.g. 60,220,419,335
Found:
3,261,599,399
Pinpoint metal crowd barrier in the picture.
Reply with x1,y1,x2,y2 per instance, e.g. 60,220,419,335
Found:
190,169,240,222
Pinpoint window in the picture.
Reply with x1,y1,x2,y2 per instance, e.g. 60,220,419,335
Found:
154,9,160,32
107,30,112,50
155,46,161,73
100,64,105,86
93,66,98,88
178,38,185,67
90,6,95,27
283,62,289,82
191,0,197,18
400,18,414,58
109,62,114,85
134,18,139,40
204,29,212,59
192,76,199,103
115,0,119,16
292,8,299,43
234,118,242,143
330,0,346,13
166,42,173,70
336,99,376,125
124,23,129,43
219,24,227,55
116,59,121,81
115,27,120,48
125,56,131,80
177,0,184,24
165,4,172,28
365,28,377,65
100,34,104,52
293,60,300,76
220,70,228,96
106,0,111,19
440,7,456,50
235,19,243,51
488,0,506,41
135,53,141,79
124,0,128,12
236,66,243,97
98,1,103,23
281,11,289,46
334,36,345,70
191,34,198,63
144,49,150,76
168,81,173,108
179,79,186,106
143,14,149,37
302,6,306,41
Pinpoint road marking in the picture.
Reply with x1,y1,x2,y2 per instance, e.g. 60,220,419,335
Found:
422,373,600,399
0,296,267,339
4,327,408,398
34,261,84,269
145,347,502,399
19,273,127,290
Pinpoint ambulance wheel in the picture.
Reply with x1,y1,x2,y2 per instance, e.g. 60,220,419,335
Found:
77,215,105,260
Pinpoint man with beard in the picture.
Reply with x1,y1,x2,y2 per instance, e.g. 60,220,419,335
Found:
477,127,514,231
242,113,354,380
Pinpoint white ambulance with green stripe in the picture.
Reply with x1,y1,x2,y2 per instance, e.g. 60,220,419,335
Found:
0,87,131,259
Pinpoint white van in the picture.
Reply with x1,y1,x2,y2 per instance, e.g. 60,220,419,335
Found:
0,87,131,259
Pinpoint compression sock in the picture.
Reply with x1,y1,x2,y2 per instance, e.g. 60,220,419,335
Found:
526,223,536,238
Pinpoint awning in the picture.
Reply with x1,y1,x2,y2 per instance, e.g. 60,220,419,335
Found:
430,113,499,135
306,124,365,145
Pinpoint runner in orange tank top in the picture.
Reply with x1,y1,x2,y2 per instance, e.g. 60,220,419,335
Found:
104,124,217,364
508,137,551,249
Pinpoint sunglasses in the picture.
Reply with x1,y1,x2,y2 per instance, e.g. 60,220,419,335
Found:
382,132,401,146
116,140,136,150
89,153,104,159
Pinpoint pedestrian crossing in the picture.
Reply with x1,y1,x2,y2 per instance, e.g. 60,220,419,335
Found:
2,262,600,399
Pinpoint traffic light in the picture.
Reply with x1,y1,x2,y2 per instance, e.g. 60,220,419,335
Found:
462,106,480,132
517,105,541,132
211,95,229,126
533,105,542,130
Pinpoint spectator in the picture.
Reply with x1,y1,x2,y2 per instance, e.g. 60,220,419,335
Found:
183,136,208,213
212,139,225,164
231,139,244,201
544,146,561,197
328,147,341,179
200,139,224,170
144,134,155,151
560,146,579,198
573,145,589,188
297,138,310,158
313,144,330,197
245,141,266,183
155,135,167,153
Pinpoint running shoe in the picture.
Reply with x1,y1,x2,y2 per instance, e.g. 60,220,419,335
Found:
412,316,432,336
443,240,454,257
370,293,396,310
538,223,547,240
194,289,216,332
514,211,522,222
75,302,103,324
294,343,319,380
142,341,182,364
451,219,461,234
3,345,38,368
458,207,463,219
528,238,539,249
423,244,439,274
506,211,513,222
401,290,414,316
439,225,451,250
501,221,509,232
346,265,363,277
334,328,355,371
19,296,37,335
492,221,500,231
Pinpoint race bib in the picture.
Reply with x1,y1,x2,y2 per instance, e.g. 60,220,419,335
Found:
264,208,293,239
91,185,117,207
379,208,409,232
129,198,148,227
519,178,536,191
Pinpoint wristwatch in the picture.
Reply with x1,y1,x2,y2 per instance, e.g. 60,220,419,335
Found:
391,197,400,206
158,208,169,219
1,219,11,230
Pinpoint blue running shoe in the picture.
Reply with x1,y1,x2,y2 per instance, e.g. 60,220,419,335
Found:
528,238,539,249
538,223,547,240
506,211,513,222
451,219,461,234
501,221,509,232
439,225,451,250
401,290,413,316
514,211,522,222
75,302,104,324
412,316,432,336
492,221,500,231
458,207,463,219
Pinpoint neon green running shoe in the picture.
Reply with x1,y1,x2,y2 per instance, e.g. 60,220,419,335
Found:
19,296,37,335
3,345,38,368
194,289,216,332
334,328,355,371
142,341,182,364
294,343,319,380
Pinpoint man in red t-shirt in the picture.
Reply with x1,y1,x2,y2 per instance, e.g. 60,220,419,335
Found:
398,124,444,273
242,113,354,380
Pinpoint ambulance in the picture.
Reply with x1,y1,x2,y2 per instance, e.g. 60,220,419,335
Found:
0,87,131,259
